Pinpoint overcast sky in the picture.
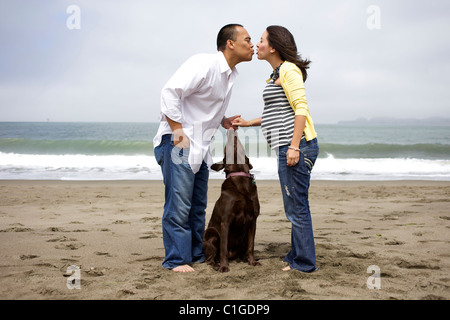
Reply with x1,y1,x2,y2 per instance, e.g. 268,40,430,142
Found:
1,0,449,124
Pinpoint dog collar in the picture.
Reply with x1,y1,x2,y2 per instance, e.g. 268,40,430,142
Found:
226,172,251,179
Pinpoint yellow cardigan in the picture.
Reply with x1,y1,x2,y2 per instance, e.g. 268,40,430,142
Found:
278,61,317,141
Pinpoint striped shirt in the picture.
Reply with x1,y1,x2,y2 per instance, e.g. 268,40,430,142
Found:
261,79,296,150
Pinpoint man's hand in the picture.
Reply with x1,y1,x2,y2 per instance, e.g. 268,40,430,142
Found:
172,128,190,148
166,116,190,148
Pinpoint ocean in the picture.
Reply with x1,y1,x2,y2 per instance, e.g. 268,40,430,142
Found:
1,122,450,181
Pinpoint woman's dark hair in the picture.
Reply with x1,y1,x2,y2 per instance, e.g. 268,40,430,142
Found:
266,25,311,82
217,24,243,51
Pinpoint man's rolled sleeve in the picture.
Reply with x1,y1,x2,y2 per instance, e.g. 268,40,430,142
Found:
160,89,183,122
159,55,206,123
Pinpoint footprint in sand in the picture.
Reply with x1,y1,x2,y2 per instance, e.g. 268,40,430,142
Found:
140,217,160,223
20,254,39,260
385,240,405,245
394,258,440,270
47,236,77,242
112,220,129,224
46,227,66,232
0,226,33,232
139,231,160,239
94,251,112,257
55,243,84,250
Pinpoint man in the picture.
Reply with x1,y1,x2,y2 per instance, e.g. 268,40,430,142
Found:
153,24,254,272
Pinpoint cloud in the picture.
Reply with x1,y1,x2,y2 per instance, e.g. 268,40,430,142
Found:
0,0,449,123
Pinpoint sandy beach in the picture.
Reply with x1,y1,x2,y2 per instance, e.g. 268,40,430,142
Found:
0,179,449,300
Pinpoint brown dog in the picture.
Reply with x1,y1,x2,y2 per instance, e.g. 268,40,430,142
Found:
203,129,260,272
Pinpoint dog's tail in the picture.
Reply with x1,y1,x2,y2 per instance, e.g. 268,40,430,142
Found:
203,227,220,265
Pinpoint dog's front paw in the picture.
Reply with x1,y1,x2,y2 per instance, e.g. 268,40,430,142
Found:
219,265,230,273
249,258,261,267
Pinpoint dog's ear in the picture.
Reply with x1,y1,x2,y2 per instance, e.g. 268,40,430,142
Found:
246,156,253,170
211,161,225,172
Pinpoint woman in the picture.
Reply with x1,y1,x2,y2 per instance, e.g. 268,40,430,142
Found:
232,26,319,272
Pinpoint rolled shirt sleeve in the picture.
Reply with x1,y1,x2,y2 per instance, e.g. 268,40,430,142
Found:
160,55,207,123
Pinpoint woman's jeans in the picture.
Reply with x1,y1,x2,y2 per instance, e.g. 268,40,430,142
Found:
154,134,208,269
277,138,319,272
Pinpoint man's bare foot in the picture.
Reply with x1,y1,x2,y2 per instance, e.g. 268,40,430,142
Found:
172,265,195,272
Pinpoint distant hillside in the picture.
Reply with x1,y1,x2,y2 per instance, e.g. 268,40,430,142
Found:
338,117,450,126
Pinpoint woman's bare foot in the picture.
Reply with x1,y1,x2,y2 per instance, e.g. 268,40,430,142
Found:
172,265,195,272
282,266,319,272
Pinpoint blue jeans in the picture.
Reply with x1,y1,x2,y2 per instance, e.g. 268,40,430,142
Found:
154,134,208,269
277,138,319,272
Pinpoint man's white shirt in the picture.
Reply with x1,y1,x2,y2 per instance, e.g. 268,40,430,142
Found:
153,51,238,173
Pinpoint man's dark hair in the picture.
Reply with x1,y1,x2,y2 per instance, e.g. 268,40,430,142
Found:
217,24,243,51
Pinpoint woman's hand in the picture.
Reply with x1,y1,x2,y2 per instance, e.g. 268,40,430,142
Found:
286,148,300,167
222,115,241,130
231,117,250,127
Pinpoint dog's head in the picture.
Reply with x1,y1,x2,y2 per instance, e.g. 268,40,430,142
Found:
211,129,252,175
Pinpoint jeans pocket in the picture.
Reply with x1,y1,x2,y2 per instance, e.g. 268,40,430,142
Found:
171,146,190,165
154,144,163,166
304,157,314,172
299,142,319,174
277,146,288,170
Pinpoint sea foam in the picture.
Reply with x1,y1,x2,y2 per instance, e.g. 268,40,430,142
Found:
1,152,450,181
